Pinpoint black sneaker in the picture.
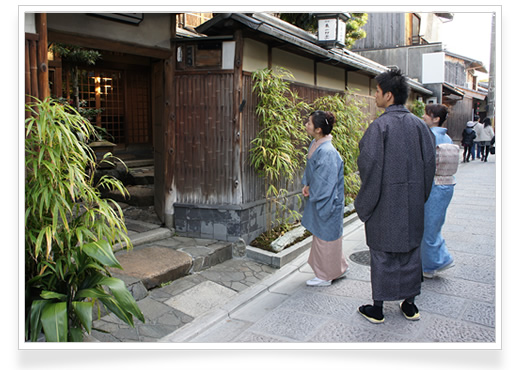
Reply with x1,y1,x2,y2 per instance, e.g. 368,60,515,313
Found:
400,301,420,321
358,305,385,324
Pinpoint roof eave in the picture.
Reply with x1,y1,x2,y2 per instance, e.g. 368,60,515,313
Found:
195,13,433,95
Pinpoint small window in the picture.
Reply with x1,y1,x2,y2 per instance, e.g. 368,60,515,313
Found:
195,42,222,68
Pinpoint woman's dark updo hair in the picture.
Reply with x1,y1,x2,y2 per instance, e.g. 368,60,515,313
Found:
425,104,449,126
311,110,336,135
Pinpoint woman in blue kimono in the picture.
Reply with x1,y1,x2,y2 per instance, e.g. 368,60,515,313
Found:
421,104,459,278
301,110,348,287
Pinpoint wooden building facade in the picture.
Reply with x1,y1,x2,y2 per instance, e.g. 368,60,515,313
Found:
24,12,433,243
352,12,488,144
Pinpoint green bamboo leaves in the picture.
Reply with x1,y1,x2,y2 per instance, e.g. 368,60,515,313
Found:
250,68,370,228
250,68,310,232
25,98,143,342
311,93,370,204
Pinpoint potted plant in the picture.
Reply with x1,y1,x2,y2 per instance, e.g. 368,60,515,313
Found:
25,97,144,342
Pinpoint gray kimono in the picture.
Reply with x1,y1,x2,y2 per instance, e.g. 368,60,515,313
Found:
355,104,436,253
301,140,345,242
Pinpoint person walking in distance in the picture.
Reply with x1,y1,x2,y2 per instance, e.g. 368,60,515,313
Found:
462,121,476,163
421,104,459,279
472,115,482,159
479,117,495,162
354,69,436,323
301,110,348,287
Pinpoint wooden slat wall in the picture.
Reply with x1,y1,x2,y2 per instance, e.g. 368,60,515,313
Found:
445,59,467,87
173,71,234,205
445,98,473,143
352,13,406,50
174,72,378,207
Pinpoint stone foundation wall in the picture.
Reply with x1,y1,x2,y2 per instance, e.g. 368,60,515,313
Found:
173,194,303,244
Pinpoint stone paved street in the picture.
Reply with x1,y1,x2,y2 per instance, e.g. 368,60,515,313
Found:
162,153,498,345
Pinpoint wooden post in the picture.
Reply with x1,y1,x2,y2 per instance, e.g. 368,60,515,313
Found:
35,13,49,99
25,40,32,104
29,39,39,100
232,29,244,205
163,14,177,228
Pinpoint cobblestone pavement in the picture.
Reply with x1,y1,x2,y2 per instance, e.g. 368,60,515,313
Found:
89,253,277,342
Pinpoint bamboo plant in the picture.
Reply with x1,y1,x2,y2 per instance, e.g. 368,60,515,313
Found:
25,97,144,342
250,68,310,234
310,92,370,204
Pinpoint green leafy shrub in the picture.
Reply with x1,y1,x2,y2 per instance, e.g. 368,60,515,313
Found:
25,98,144,342
410,99,426,118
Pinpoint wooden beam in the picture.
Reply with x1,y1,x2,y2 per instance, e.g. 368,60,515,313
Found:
48,29,172,59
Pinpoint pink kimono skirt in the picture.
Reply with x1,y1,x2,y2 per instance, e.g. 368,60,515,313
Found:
308,235,348,281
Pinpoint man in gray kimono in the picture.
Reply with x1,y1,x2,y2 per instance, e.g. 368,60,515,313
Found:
355,69,436,323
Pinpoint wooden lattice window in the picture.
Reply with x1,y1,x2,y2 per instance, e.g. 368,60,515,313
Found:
75,69,125,144
64,66,150,145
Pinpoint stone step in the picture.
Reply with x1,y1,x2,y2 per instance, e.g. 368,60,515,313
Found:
112,246,193,290
111,222,234,298
104,185,154,207
111,240,234,294
124,159,154,168
113,227,174,252
128,166,154,185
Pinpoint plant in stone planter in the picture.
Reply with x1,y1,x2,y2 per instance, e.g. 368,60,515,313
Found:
25,97,144,342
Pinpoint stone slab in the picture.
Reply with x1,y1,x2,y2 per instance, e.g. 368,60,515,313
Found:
113,246,192,289
164,280,237,317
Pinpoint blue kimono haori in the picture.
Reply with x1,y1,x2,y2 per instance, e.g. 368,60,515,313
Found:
301,138,345,242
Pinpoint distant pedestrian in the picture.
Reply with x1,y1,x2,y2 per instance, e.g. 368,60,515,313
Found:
472,115,482,159
421,104,458,278
301,110,348,287
355,69,436,323
479,117,495,162
461,121,476,163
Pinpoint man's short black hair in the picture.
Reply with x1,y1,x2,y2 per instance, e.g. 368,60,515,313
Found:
375,68,409,105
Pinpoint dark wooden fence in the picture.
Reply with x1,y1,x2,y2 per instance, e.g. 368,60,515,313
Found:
172,70,377,208
173,71,235,205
